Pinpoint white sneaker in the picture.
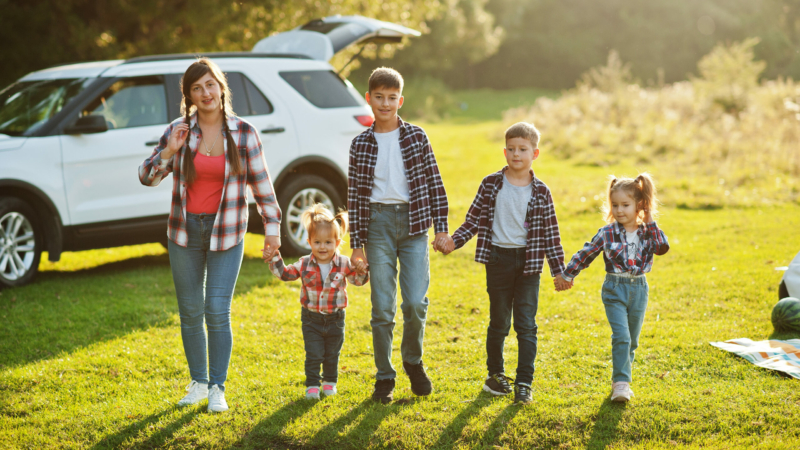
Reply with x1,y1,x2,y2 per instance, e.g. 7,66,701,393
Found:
207,385,229,412
177,380,208,406
610,381,634,402
322,383,337,396
306,386,321,400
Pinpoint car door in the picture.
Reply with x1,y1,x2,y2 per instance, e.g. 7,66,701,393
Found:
60,75,172,225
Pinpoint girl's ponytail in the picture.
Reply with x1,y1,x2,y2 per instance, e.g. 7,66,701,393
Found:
636,172,659,221
334,210,349,238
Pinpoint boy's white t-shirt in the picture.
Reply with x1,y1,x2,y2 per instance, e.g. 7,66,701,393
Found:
491,175,532,248
369,128,409,204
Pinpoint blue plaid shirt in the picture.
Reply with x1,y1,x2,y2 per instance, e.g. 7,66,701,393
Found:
562,221,669,281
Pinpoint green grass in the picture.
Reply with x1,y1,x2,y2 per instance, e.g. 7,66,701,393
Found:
2,118,800,449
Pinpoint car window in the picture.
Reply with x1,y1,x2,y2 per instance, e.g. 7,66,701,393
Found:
83,76,167,129
225,72,250,117
243,76,273,115
0,78,87,136
279,70,361,109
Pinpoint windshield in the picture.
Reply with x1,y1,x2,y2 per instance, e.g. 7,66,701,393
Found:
0,78,88,136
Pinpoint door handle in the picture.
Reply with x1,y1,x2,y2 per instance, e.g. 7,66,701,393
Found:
261,127,285,134
145,140,159,146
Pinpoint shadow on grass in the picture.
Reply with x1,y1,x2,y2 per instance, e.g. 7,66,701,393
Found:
228,397,317,449
477,402,521,448
89,406,201,450
431,392,496,449
586,398,626,450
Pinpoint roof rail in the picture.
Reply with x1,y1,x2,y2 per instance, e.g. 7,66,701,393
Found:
122,52,311,65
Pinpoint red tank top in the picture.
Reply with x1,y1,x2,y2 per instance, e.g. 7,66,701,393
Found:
186,153,225,214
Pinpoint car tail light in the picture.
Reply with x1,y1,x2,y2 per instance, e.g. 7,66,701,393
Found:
354,115,374,127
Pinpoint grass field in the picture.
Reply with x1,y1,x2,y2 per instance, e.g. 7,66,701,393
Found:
2,94,800,449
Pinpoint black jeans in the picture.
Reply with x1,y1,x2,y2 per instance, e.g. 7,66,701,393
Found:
485,246,541,386
301,308,346,387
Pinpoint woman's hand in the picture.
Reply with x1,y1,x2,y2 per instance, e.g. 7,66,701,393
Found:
262,235,281,261
162,123,189,159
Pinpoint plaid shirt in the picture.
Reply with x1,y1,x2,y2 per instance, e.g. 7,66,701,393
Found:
562,221,670,281
347,117,448,248
269,253,369,313
138,114,281,250
452,167,566,277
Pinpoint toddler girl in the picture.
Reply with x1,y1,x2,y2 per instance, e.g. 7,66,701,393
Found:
556,173,669,402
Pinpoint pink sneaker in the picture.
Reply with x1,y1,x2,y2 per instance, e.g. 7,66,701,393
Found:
610,381,634,402
305,386,320,400
322,383,337,396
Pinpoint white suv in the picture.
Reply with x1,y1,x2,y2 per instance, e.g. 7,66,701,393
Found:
0,15,419,287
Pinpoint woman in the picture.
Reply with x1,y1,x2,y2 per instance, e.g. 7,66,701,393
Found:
138,58,281,412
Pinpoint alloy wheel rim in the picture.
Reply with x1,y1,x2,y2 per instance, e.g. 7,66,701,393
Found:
0,212,36,281
286,188,334,250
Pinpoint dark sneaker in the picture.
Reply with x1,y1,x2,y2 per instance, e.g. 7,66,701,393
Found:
514,384,532,404
483,373,513,396
403,360,433,396
372,378,395,404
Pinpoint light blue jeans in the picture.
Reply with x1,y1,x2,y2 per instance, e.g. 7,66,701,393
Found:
601,273,649,383
168,212,244,391
365,203,430,380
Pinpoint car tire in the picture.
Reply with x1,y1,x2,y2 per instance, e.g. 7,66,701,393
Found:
277,175,343,257
0,197,43,288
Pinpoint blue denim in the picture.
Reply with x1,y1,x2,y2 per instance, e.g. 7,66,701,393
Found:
168,212,244,391
365,203,430,380
301,308,346,387
601,273,649,382
485,246,540,386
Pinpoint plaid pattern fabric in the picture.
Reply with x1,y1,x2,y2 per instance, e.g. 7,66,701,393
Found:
269,253,369,314
347,116,448,249
562,221,669,281
451,167,566,277
138,114,280,251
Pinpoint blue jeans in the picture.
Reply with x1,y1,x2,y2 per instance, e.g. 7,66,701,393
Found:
485,246,540,386
601,273,649,383
168,212,244,391
365,203,430,380
301,308,346,387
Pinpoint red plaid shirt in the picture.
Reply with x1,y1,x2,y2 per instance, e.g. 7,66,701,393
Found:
269,253,369,313
138,114,281,250
347,117,449,249
452,167,566,277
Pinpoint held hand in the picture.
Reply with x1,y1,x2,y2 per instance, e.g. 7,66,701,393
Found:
554,274,573,292
442,235,455,255
432,233,452,254
262,235,281,261
163,123,189,159
353,259,368,274
351,248,368,271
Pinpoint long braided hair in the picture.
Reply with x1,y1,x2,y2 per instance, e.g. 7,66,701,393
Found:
179,58,244,185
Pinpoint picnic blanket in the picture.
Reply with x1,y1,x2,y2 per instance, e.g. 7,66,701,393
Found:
710,338,800,379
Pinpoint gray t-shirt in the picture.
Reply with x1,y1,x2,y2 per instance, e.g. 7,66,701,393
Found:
318,262,332,282
369,128,409,204
491,175,532,248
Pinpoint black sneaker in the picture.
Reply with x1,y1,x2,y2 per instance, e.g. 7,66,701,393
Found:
514,384,532,404
483,373,513,396
372,378,395,404
403,360,433,396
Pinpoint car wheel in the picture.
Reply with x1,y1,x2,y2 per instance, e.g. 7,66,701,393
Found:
277,175,342,256
0,198,43,288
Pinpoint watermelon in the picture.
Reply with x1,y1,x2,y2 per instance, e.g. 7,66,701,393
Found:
771,297,800,332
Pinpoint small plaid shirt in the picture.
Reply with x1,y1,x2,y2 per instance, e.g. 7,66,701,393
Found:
270,253,369,314
347,117,449,249
562,221,670,281
452,167,566,277
138,114,281,251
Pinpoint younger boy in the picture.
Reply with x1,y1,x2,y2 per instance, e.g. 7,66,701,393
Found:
444,122,570,403
348,67,450,404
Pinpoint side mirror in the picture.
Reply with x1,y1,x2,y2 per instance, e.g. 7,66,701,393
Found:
64,115,108,134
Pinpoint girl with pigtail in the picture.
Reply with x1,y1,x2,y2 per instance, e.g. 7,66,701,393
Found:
139,58,281,412
266,203,369,400
556,172,669,402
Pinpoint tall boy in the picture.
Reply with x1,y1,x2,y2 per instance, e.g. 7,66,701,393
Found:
348,67,450,403
444,122,570,403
